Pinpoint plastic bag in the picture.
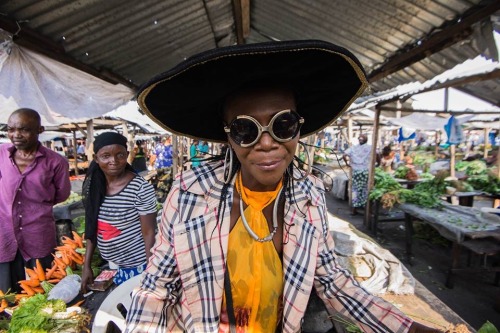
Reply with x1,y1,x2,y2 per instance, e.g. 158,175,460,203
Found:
47,274,81,303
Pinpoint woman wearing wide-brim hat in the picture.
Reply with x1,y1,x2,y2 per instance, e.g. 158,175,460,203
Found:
125,40,439,333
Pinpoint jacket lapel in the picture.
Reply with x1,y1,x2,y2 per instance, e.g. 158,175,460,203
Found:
281,176,323,332
173,166,232,326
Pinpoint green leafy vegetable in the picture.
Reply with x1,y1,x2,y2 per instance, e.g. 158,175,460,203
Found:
8,294,66,333
478,321,498,333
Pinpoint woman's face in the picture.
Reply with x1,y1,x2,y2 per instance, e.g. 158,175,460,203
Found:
95,144,129,177
224,86,299,191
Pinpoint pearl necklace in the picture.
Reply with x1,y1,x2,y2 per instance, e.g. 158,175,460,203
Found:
237,176,283,243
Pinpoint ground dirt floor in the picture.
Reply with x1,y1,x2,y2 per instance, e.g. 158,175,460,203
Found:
326,191,500,331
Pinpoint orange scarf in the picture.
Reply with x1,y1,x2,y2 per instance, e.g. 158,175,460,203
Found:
221,172,283,333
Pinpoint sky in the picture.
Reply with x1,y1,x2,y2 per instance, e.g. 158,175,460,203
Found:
411,87,500,112
411,31,500,113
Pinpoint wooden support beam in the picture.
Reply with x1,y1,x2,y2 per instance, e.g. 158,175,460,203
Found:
368,1,500,83
364,106,381,228
73,123,87,138
232,0,251,44
72,130,78,176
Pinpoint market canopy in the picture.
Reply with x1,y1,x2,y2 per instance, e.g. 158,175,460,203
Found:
0,0,499,124
0,30,134,125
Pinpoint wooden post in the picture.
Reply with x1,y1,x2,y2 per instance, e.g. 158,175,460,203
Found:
364,105,381,228
86,119,94,162
72,131,78,176
346,118,354,207
435,130,440,158
484,127,490,159
450,145,456,178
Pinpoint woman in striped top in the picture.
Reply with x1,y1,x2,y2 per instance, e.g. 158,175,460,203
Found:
81,132,157,292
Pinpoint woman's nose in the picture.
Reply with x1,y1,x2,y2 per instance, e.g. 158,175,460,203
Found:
256,131,275,149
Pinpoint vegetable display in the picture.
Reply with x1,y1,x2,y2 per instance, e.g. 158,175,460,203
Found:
0,231,88,332
369,168,445,209
6,294,90,333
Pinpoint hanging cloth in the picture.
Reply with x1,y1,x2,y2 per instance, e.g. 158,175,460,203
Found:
221,173,283,333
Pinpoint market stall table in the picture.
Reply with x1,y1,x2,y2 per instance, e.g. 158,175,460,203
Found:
444,191,485,207
399,202,500,288
370,177,425,236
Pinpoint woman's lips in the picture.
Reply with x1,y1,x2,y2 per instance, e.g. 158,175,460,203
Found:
255,160,282,170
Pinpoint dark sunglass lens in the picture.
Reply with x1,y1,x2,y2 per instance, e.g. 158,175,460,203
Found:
230,118,258,145
272,112,300,139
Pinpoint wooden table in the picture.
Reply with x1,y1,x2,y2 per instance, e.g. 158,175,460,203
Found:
370,178,425,236
399,202,500,288
443,191,484,207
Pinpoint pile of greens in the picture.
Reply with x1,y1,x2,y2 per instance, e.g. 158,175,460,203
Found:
455,160,499,194
5,294,90,333
412,152,436,167
464,160,488,176
369,168,444,209
467,172,500,195
393,166,410,179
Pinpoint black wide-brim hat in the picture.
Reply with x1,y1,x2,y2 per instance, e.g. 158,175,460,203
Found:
138,39,368,142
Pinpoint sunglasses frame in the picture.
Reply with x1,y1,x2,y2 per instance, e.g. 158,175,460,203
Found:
224,109,304,148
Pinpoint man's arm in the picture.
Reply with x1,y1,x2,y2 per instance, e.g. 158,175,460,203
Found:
53,159,71,204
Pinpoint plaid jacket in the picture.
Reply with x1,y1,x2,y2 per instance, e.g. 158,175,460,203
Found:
125,162,413,333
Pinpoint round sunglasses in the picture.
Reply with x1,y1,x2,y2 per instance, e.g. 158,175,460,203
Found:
224,109,304,147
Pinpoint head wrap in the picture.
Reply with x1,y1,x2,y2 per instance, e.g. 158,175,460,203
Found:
83,131,134,243
93,132,127,153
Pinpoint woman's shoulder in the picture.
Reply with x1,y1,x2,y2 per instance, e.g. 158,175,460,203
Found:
287,172,326,207
175,161,225,195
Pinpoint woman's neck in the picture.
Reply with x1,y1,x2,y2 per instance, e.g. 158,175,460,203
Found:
105,170,134,195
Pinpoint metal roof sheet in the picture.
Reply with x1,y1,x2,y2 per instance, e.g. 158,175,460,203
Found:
0,0,499,105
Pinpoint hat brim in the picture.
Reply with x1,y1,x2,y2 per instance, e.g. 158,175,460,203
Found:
138,40,368,142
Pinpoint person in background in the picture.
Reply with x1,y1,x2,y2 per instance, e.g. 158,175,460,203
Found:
379,144,396,173
153,135,173,170
199,140,209,156
131,140,148,174
0,108,71,293
77,142,86,160
343,133,372,215
190,139,200,168
81,132,157,291
125,40,438,333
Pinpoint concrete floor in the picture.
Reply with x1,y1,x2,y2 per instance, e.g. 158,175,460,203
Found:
325,191,500,331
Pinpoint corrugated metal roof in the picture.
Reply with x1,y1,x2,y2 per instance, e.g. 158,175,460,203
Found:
0,0,499,105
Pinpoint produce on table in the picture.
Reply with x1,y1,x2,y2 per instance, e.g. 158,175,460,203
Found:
466,170,500,195
405,168,419,181
4,294,90,333
394,166,410,179
464,160,487,176
0,232,86,311
369,168,445,209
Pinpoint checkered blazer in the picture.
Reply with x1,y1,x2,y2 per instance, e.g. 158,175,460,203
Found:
125,162,413,333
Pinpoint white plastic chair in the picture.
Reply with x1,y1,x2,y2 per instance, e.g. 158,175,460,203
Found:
91,275,140,333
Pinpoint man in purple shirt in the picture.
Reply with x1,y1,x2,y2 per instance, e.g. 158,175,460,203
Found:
0,109,71,293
